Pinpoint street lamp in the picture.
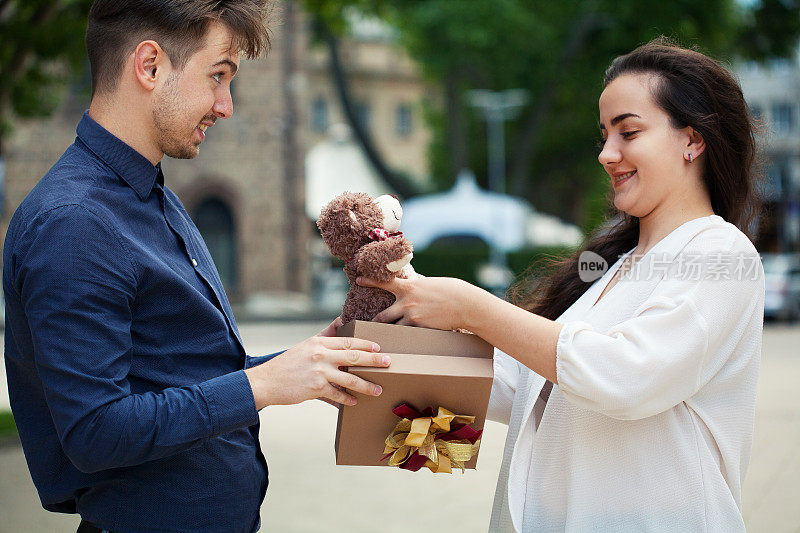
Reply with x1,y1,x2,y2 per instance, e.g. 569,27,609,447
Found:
467,89,529,294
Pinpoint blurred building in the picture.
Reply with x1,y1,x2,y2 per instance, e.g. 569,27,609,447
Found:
304,9,432,188
737,52,800,252
0,1,432,303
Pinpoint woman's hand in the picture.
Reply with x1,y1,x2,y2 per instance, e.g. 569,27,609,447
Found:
359,275,561,382
356,275,484,331
318,316,344,337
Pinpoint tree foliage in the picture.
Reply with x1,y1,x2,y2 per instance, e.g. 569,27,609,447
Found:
2,0,798,229
0,0,93,154
307,0,800,230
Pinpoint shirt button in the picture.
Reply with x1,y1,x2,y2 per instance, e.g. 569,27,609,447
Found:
191,258,198,267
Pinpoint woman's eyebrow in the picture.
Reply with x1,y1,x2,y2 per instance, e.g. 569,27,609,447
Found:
598,112,642,130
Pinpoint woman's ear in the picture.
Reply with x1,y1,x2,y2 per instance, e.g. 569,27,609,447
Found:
684,126,706,161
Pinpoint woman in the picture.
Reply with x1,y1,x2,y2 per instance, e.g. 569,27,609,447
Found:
359,39,764,531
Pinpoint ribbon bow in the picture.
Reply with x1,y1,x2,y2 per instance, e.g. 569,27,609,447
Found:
369,228,403,241
382,403,482,474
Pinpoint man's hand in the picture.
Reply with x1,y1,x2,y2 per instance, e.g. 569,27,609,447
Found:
244,325,390,410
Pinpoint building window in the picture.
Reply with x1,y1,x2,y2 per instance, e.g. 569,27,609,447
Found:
311,97,328,133
396,104,413,137
355,101,371,132
766,157,794,198
772,103,794,133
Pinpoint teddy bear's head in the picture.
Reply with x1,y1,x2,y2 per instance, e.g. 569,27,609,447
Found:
317,192,403,260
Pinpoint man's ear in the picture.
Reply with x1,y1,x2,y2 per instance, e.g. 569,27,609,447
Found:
133,40,168,91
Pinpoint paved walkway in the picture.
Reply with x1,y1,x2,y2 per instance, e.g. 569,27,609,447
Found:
1,322,798,532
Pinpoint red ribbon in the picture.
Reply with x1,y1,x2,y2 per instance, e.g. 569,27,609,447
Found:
344,229,404,265
369,228,403,241
382,403,483,472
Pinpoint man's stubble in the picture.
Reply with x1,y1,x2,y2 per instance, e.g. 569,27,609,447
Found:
152,71,200,160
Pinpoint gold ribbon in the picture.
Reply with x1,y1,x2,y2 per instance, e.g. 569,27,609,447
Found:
383,407,482,473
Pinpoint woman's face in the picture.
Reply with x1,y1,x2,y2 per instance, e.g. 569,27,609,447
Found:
597,73,693,218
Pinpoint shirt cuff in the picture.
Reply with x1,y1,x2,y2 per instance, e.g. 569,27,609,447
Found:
198,370,259,436
245,350,285,369
554,320,592,396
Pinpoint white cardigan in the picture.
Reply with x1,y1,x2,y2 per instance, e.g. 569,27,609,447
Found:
487,215,764,532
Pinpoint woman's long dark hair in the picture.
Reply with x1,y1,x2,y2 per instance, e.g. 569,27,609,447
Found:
510,37,760,320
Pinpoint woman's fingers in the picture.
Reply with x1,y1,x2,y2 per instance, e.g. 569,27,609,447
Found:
374,303,405,324
396,316,416,327
318,316,344,337
356,276,382,288
357,276,406,294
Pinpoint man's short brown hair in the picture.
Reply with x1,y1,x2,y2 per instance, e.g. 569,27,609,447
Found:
86,0,271,96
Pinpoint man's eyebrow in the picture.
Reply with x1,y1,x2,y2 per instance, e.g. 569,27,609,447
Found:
213,59,238,75
598,112,641,130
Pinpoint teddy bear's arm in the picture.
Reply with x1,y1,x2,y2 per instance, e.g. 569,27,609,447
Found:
352,238,414,282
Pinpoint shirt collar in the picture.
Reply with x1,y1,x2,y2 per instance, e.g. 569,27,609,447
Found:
76,111,163,200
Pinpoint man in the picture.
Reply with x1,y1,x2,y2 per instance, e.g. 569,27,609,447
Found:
2,1,388,531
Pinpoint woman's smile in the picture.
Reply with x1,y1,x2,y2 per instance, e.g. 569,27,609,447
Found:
613,170,636,188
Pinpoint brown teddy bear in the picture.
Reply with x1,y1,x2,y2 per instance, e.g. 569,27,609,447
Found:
318,192,418,323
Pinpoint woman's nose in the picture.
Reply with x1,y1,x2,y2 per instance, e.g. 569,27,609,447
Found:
598,139,621,166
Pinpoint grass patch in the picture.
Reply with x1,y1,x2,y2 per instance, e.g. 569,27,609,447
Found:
0,410,17,438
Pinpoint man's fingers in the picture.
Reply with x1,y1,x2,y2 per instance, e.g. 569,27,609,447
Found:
317,396,341,408
319,336,380,353
328,369,383,398
321,384,358,406
326,347,391,368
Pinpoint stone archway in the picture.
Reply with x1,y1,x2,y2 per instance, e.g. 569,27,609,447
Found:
193,196,238,292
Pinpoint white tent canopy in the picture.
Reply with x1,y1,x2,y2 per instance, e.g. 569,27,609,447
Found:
305,123,395,220
401,170,583,251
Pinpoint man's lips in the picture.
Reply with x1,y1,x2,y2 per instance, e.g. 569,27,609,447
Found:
196,120,215,141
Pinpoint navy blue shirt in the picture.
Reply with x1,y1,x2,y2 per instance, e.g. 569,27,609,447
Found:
3,113,275,532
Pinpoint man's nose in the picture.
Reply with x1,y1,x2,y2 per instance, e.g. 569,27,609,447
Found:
213,88,234,119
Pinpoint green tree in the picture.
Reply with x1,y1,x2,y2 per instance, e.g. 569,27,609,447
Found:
0,0,93,158
306,0,800,231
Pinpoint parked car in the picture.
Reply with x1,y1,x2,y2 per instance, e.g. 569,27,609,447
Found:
762,253,800,322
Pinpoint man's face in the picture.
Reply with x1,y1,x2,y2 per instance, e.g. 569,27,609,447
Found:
152,22,240,159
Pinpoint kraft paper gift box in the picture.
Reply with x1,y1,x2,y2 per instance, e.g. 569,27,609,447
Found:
334,320,494,470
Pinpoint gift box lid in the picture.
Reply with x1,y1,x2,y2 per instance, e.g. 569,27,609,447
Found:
336,320,492,359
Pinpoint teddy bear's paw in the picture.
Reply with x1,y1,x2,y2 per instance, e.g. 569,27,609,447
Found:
399,264,420,280
386,252,413,273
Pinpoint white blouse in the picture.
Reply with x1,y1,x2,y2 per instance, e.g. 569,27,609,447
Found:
487,215,764,532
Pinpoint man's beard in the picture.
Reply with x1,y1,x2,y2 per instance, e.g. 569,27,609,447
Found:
153,72,200,160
